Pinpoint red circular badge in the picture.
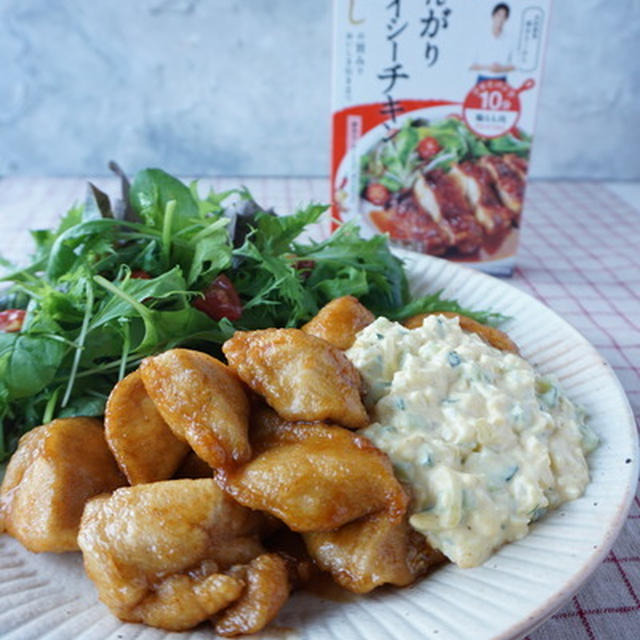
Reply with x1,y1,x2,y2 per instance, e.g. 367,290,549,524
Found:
463,79,533,138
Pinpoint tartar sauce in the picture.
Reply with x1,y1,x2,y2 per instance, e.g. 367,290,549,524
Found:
346,315,598,568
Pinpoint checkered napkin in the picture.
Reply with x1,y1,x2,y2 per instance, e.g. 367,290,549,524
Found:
0,177,638,639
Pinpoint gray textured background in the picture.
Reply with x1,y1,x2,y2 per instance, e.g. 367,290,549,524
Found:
1,0,638,179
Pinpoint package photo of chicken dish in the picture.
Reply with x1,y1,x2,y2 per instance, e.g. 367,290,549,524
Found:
331,0,552,274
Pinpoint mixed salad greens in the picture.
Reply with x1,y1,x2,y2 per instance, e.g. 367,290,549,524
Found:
0,166,504,460
360,116,531,197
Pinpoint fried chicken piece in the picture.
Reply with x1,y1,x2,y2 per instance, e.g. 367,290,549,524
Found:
449,162,513,235
403,312,518,353
78,479,265,631
503,153,529,181
301,296,375,350
478,155,526,218
0,418,125,552
414,170,484,254
133,572,244,631
218,409,408,532
304,512,445,594
215,553,290,637
139,349,251,469
371,189,451,255
105,369,190,484
223,329,368,429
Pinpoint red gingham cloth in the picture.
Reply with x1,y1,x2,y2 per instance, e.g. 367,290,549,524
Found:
514,182,640,640
0,178,638,639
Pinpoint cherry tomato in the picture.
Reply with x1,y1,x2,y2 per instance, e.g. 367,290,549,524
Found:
364,182,390,206
0,309,26,333
194,274,242,322
417,136,442,161
293,259,315,280
131,269,152,279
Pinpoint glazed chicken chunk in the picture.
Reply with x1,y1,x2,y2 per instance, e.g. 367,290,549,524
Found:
0,418,124,552
78,479,286,634
105,369,190,484
218,408,408,532
304,512,445,593
223,328,368,429
216,553,291,637
301,295,375,350
139,349,251,469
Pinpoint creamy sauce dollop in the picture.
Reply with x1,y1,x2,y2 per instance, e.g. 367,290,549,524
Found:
347,315,598,568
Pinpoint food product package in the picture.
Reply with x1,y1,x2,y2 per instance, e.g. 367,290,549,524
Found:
330,0,552,275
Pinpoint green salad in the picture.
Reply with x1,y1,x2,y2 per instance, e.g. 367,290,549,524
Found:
360,116,532,196
0,166,504,460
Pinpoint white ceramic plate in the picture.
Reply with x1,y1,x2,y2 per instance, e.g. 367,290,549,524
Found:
1,253,637,640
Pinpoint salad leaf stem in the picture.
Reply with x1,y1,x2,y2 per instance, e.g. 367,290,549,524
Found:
53,355,144,383
93,274,160,353
42,387,61,424
118,320,131,382
38,333,79,348
93,274,151,321
189,217,229,243
161,200,177,269
61,280,94,408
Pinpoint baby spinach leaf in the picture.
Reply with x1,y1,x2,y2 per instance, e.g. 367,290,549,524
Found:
0,382,9,420
78,324,129,367
56,376,116,419
58,394,107,419
154,307,236,349
46,219,116,280
130,168,199,230
0,318,67,399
